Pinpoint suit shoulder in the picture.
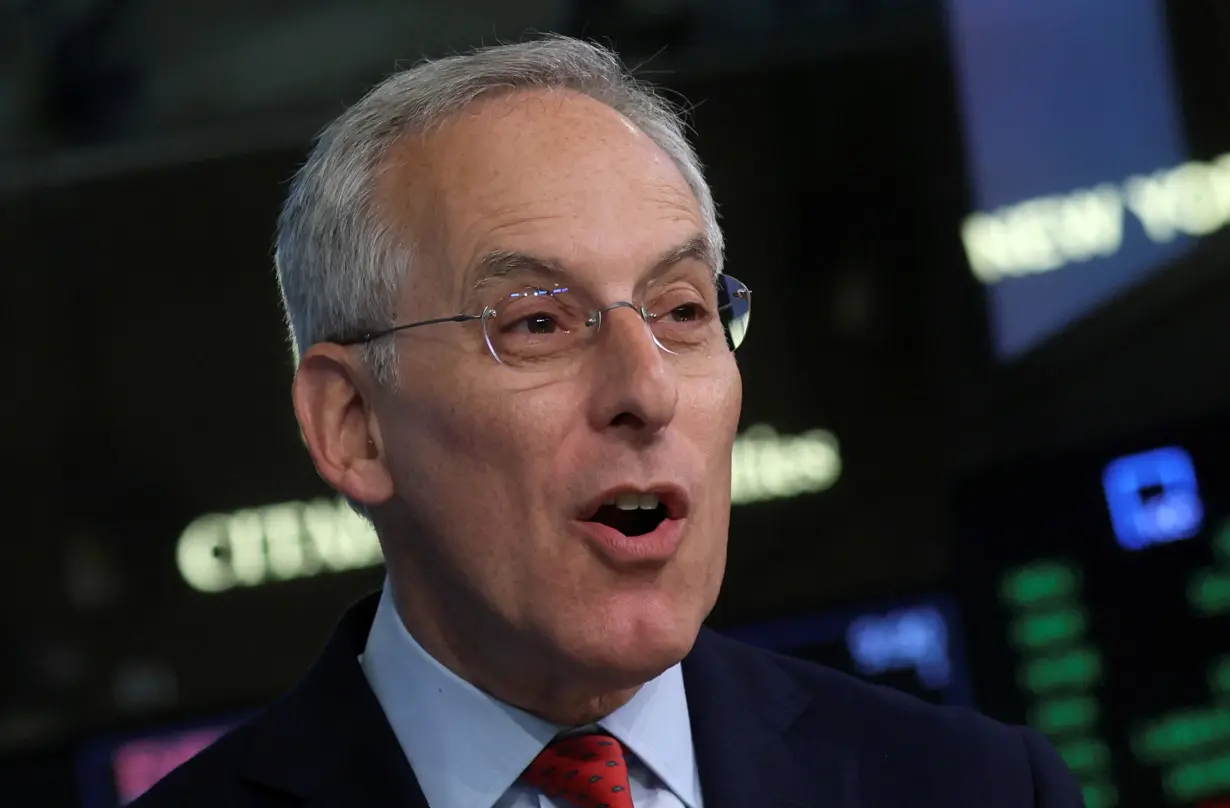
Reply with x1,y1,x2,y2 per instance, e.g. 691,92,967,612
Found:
766,645,1021,746
760,645,1080,803
706,632,1080,803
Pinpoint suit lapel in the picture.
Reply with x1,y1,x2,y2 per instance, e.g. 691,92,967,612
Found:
682,628,858,808
298,746,428,808
232,595,860,808
238,593,430,808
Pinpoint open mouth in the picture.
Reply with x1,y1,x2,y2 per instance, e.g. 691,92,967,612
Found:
584,492,671,537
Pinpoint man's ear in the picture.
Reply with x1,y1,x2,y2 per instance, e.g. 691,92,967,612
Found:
292,344,395,506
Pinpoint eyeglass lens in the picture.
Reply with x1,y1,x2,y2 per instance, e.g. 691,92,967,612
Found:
480,273,751,367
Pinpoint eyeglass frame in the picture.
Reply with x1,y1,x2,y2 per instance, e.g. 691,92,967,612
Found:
326,272,752,363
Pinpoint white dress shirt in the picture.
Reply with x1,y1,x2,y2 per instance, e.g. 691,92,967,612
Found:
360,582,705,808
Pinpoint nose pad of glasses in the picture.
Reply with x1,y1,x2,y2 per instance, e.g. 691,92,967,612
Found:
594,302,677,356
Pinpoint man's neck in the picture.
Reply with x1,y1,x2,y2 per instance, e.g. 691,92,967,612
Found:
387,579,642,726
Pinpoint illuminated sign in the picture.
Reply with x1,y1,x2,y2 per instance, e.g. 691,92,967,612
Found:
176,498,383,593
946,0,1190,358
963,154,1230,284
1133,533,1230,803
177,424,842,593
1000,560,1119,808
954,412,1230,808
730,424,841,506
1190,522,1230,616
723,594,972,707
1103,446,1204,551
846,605,951,689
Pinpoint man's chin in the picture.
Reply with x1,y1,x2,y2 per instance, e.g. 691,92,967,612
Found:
563,614,702,684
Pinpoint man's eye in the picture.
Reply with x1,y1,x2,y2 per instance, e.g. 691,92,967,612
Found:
511,314,563,334
666,303,705,322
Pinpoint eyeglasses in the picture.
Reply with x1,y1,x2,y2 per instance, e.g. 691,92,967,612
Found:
330,272,751,368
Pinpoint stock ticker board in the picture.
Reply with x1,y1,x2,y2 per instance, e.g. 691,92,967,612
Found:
954,408,1230,808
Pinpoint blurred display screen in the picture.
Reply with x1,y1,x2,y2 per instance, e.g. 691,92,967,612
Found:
954,407,1230,808
722,594,974,706
946,0,1203,358
76,715,244,808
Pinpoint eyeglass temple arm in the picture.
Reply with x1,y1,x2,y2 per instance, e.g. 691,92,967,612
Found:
333,313,484,345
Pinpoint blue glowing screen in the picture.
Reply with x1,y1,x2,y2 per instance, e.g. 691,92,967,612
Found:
1103,445,1204,550
722,595,973,706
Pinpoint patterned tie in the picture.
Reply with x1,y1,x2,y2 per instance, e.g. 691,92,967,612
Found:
521,733,634,808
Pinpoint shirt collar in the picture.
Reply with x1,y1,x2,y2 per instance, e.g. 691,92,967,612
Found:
600,664,703,807
360,582,702,808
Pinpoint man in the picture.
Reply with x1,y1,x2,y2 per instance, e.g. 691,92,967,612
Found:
134,35,1083,808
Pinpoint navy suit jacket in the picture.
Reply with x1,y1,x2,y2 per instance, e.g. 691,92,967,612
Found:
131,593,1084,808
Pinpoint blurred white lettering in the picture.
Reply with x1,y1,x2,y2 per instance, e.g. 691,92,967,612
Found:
963,153,1230,283
176,498,383,594
730,424,842,506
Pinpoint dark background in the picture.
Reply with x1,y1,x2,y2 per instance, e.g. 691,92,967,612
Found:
3,1,1230,806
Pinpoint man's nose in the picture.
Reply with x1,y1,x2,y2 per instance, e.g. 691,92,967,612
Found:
587,306,678,438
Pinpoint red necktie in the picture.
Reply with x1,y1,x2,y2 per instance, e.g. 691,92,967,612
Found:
521,733,634,808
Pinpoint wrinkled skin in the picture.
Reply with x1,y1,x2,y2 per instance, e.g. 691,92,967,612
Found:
293,88,742,724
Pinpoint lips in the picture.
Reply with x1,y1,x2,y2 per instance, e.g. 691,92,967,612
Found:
574,484,690,566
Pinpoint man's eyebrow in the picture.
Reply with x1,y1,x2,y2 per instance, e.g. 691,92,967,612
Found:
462,232,715,308
649,234,715,278
469,250,567,289
463,250,567,310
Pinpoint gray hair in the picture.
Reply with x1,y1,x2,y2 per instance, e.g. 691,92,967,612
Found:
274,35,723,384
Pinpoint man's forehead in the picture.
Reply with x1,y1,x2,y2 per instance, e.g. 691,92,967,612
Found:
378,88,705,300
434,91,676,183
